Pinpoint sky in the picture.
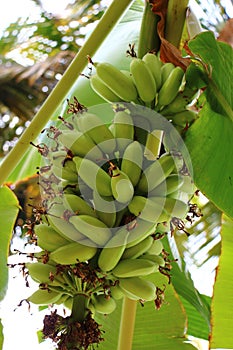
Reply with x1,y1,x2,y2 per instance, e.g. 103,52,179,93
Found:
0,0,232,349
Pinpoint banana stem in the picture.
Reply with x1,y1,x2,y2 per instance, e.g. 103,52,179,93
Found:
117,297,137,350
137,0,160,58
0,0,134,186
71,293,90,323
164,0,189,48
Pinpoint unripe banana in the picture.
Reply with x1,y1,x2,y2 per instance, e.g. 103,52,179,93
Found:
142,52,162,90
160,62,175,85
110,284,124,300
144,130,163,161
49,241,97,265
113,111,134,154
73,156,112,197
119,276,156,301
161,86,199,115
26,262,64,285
168,110,198,127
110,165,134,204
111,258,157,278
52,159,78,182
121,235,153,260
140,253,165,267
95,62,138,101
157,66,184,109
137,153,175,193
76,112,116,154
97,226,129,272
69,214,112,246
58,130,103,160
130,58,157,103
159,196,189,219
121,141,143,187
35,223,71,252
27,289,62,305
90,74,122,102
147,239,163,255
47,202,87,242
149,174,184,196
63,193,97,218
126,219,156,248
92,294,116,314
93,191,116,228
128,195,169,223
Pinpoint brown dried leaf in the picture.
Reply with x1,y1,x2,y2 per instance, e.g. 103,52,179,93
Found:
148,0,190,70
217,19,233,48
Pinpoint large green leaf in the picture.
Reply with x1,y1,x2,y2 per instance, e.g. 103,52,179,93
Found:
163,236,211,339
185,31,233,219
0,319,3,350
0,186,19,301
210,215,233,349
95,274,196,350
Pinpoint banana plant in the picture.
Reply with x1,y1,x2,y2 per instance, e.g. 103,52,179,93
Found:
0,0,233,349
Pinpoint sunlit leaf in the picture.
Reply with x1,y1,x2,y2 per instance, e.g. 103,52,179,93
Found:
0,319,3,350
210,215,233,349
185,31,233,219
0,186,20,301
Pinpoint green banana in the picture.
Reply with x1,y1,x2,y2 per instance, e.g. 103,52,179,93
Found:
160,62,175,85
137,153,175,193
128,195,169,223
140,253,165,267
111,258,157,278
95,62,138,101
27,289,62,305
161,86,199,115
97,226,129,272
47,202,87,242
167,110,198,127
90,73,122,102
156,196,189,219
63,193,97,217
113,111,134,154
130,58,157,103
92,294,116,314
110,284,124,300
26,262,64,285
110,165,134,204
157,66,184,109
52,158,78,182
126,219,156,248
58,130,103,160
147,238,164,255
93,190,116,228
73,156,112,197
121,141,143,187
144,130,163,161
69,214,112,246
121,235,153,260
76,112,116,154
149,174,184,196
142,52,162,90
35,223,71,252
49,241,97,265
119,276,156,301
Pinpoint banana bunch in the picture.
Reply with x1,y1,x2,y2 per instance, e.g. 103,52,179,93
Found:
89,52,199,130
24,98,197,326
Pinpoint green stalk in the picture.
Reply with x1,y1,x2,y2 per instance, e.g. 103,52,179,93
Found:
164,0,189,48
117,297,137,350
0,0,133,186
137,0,160,58
71,293,90,322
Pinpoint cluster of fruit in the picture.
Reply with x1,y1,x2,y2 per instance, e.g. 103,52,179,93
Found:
90,51,199,131
25,102,195,319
